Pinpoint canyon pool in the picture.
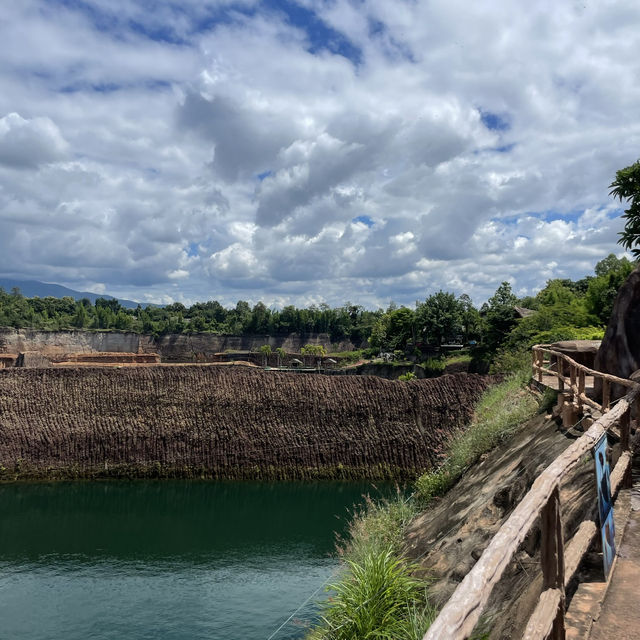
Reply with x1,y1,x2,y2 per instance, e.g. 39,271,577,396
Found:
0,480,391,640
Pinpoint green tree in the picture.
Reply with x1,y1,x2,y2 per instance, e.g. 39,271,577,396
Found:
275,347,286,367
72,302,89,328
114,310,133,331
611,159,640,257
368,314,389,352
585,254,635,323
416,291,461,346
458,294,481,344
300,344,326,357
259,344,272,366
484,282,518,352
385,307,415,351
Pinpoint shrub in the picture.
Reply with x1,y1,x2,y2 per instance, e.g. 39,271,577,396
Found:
531,325,604,344
490,348,530,375
421,357,445,377
312,548,434,640
398,372,416,381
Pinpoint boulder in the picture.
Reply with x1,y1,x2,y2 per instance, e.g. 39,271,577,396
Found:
550,340,601,374
594,266,640,397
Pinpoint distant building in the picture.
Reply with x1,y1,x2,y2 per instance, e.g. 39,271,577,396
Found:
514,306,536,318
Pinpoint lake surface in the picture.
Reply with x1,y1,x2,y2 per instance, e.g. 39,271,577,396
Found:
0,480,387,640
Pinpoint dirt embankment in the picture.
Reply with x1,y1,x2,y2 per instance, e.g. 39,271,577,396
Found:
0,367,494,481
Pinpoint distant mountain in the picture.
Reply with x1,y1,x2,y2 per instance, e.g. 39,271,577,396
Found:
0,279,145,309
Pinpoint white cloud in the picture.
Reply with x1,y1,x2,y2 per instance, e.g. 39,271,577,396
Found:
0,113,68,169
0,1,638,308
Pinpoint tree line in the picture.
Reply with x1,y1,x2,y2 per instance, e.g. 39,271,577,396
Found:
0,254,634,359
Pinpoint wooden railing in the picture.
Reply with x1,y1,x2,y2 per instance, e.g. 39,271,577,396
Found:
423,345,638,640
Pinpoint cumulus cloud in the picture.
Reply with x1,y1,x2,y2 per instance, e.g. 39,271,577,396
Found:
0,113,68,169
0,1,638,307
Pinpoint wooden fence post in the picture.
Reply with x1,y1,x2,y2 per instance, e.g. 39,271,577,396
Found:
532,349,538,380
541,486,566,640
578,371,585,411
557,355,564,392
538,351,544,383
561,392,574,429
602,379,610,413
569,366,576,402
620,409,632,489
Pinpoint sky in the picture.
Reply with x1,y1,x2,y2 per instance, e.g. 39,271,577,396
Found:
0,0,639,308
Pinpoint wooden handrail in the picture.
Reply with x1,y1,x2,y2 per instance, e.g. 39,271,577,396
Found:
532,345,635,389
423,347,640,640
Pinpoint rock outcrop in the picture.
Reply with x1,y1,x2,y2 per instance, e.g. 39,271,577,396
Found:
0,367,495,481
0,328,361,362
595,266,640,396
550,340,601,373
15,351,51,368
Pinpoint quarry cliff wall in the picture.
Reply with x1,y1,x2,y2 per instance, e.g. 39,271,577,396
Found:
0,367,494,480
0,328,360,361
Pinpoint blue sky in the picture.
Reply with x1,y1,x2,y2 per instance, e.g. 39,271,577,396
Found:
0,0,638,307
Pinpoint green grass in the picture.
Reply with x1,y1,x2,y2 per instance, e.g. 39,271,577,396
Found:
326,349,366,362
444,352,472,366
339,492,416,561
310,547,436,640
421,357,445,376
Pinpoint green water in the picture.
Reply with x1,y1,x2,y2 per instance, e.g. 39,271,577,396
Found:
0,480,387,640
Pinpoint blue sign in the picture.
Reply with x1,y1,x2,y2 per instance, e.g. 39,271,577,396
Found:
594,434,615,579
601,509,616,579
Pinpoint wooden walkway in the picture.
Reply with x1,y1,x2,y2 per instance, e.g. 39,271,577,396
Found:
587,476,640,640
540,374,595,393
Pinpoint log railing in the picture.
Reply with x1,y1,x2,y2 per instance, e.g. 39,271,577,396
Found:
423,345,638,640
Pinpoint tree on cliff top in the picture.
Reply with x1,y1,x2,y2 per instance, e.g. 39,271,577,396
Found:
611,159,640,257
416,291,461,346
483,282,518,352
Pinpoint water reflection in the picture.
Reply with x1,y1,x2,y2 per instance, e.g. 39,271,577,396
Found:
0,480,386,640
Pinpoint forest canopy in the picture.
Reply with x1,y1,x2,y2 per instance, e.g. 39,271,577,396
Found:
0,254,634,362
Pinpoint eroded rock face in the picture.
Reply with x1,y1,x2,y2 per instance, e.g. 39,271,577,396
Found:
0,367,495,480
595,267,640,395
0,328,362,362
15,351,51,368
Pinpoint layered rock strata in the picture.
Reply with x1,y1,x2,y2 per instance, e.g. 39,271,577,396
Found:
0,328,360,362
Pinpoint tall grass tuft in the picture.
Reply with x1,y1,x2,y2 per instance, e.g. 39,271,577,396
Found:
310,548,435,640
340,492,415,562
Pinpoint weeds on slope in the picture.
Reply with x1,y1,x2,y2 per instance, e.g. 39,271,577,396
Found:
414,368,538,507
308,368,542,640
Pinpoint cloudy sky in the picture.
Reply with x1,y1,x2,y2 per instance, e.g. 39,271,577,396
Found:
1,0,639,308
